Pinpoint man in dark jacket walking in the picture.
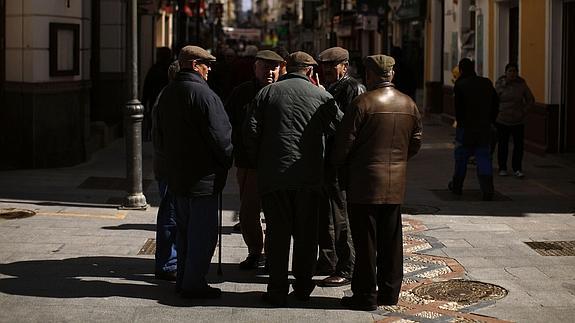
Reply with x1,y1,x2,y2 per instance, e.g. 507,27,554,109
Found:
333,55,422,310
244,51,342,306
225,50,284,270
156,45,233,299
315,47,365,287
449,58,499,200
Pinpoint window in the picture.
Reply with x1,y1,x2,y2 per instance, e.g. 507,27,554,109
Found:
49,23,80,76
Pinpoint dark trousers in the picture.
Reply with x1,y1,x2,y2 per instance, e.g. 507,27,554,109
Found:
155,181,178,273
317,185,354,278
261,189,320,298
453,128,493,178
174,195,218,292
348,203,403,306
236,168,264,256
496,123,524,172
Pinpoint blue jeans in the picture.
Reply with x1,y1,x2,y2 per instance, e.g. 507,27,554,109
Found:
453,128,493,178
155,181,178,273
174,194,219,291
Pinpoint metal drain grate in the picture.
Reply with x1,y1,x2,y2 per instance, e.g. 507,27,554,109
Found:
431,189,511,201
525,241,575,256
138,238,156,255
0,208,37,219
412,280,507,304
78,176,153,191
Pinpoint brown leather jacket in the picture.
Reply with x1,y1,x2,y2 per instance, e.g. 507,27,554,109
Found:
332,82,422,204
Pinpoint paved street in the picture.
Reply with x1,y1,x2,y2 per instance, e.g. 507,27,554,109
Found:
0,115,574,323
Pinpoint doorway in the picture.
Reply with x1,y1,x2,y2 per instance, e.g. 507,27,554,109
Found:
562,1,575,152
509,5,519,64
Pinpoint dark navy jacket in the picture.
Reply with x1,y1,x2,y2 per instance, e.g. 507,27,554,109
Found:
155,70,233,196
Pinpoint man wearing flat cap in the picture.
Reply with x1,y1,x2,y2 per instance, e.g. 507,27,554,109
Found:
315,46,366,288
225,50,284,271
156,45,232,299
332,54,422,310
244,51,342,306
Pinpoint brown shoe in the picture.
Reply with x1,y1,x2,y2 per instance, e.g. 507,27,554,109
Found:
319,275,350,287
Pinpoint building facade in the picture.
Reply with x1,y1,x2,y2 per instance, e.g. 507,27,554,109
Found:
424,0,575,153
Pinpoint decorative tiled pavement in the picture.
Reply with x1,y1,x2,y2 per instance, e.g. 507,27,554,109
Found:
371,219,510,323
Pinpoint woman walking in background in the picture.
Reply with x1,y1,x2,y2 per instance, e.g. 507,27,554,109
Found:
495,63,534,178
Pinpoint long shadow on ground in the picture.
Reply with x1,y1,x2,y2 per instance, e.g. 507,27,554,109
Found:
0,256,342,309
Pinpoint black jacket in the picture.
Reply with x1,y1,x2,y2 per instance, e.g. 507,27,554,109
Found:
155,70,233,196
454,74,499,146
243,72,342,195
326,75,366,114
225,79,262,169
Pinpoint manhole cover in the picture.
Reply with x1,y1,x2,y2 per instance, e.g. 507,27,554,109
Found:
138,238,156,255
0,208,36,219
402,204,440,215
525,241,575,256
412,280,507,304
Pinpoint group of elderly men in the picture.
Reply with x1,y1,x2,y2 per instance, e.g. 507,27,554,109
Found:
152,44,422,311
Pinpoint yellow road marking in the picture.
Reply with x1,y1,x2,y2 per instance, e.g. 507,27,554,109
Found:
36,211,127,219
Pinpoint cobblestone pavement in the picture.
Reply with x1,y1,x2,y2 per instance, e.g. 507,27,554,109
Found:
373,219,510,323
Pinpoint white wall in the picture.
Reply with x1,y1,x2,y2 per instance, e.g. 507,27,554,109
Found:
5,0,88,82
443,0,458,85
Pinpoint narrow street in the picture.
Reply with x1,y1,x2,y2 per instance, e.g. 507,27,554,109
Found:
0,114,573,322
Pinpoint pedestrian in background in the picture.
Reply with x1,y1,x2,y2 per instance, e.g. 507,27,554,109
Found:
314,46,365,287
225,50,284,270
244,51,342,306
156,45,232,299
390,46,417,100
143,47,173,141
495,63,534,178
151,60,180,282
333,54,422,311
448,58,499,201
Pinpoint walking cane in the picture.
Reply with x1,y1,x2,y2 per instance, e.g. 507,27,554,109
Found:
217,192,223,276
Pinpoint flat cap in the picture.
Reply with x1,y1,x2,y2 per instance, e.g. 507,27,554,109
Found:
255,50,284,62
318,47,349,63
178,45,216,62
286,51,318,67
364,55,395,76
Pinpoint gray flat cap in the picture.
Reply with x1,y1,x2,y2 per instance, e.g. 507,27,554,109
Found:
255,50,284,62
286,51,318,67
178,45,216,62
318,47,349,63
364,55,395,76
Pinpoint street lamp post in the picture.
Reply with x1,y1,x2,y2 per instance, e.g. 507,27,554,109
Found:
122,0,147,210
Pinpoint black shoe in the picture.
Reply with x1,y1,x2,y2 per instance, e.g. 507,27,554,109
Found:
261,292,287,307
377,294,398,306
239,254,264,270
289,290,310,301
180,286,222,299
232,222,241,232
341,296,377,311
319,275,350,287
155,271,177,282
448,181,462,195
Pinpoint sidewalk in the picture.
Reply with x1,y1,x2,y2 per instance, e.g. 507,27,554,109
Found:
0,115,574,322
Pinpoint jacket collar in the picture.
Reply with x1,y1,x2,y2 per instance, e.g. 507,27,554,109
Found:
369,81,394,91
176,70,208,85
278,72,311,83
